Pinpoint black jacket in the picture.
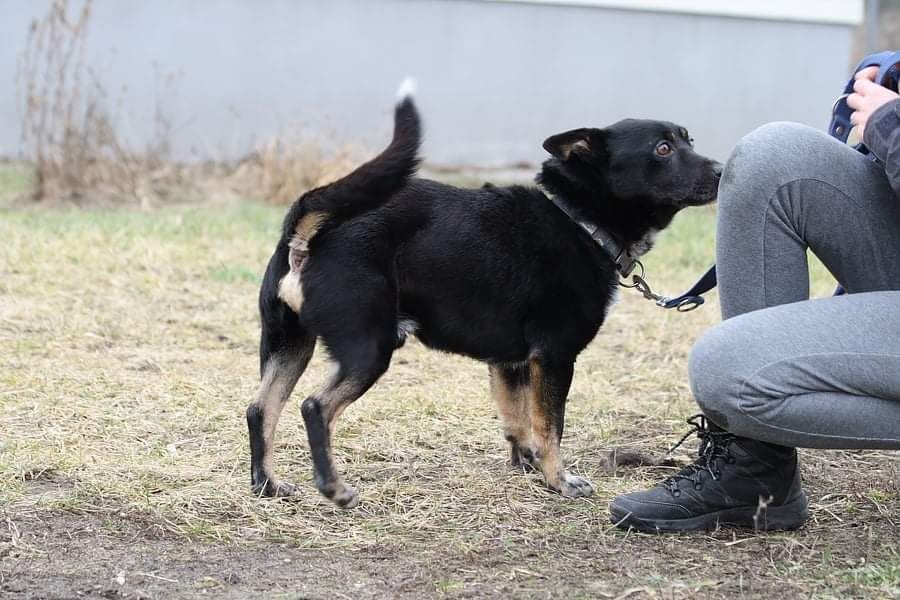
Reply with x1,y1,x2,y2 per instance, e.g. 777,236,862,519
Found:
864,98,900,196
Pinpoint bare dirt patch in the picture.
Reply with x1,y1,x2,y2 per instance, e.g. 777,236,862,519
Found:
2,455,898,600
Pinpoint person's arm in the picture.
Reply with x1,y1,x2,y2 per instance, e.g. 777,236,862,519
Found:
863,98,900,188
848,66,900,195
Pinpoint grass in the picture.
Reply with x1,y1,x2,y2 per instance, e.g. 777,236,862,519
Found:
0,175,897,598
0,164,34,204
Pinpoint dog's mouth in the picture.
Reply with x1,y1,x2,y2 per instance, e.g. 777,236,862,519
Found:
679,172,721,207
679,189,718,207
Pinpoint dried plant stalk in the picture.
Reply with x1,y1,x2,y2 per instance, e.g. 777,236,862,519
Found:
16,0,362,206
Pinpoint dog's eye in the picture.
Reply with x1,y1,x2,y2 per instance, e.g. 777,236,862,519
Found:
655,142,673,157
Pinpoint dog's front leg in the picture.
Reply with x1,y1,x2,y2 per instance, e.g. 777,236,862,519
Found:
490,364,537,471
525,358,594,498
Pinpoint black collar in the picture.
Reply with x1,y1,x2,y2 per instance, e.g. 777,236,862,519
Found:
546,195,639,277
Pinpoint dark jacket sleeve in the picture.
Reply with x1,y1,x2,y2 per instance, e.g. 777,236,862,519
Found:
863,98,900,197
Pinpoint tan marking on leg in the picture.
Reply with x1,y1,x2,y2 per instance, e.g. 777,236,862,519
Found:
525,359,563,489
255,361,283,477
322,379,360,436
489,365,531,449
308,373,366,507
523,358,593,498
252,354,307,488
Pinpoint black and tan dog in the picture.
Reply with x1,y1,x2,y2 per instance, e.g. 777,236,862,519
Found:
247,87,720,508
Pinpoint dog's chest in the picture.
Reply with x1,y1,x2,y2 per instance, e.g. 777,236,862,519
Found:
628,228,659,257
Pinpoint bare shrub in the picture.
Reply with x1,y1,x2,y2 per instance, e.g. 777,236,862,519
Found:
16,1,199,206
221,127,359,205
18,0,145,203
16,0,364,206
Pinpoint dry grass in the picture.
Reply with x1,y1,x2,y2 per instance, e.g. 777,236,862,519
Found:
221,129,360,205
0,188,897,598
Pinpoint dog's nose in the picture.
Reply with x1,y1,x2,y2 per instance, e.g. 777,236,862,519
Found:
712,162,724,179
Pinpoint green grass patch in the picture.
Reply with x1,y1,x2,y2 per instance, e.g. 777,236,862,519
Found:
0,162,35,203
839,555,900,593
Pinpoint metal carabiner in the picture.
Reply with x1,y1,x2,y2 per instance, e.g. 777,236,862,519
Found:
631,274,663,303
618,260,645,289
675,296,704,312
622,264,707,312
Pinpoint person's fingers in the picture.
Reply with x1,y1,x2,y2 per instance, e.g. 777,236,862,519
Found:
855,66,879,81
853,76,880,94
845,68,900,139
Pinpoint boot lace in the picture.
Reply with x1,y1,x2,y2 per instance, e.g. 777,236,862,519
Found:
661,414,736,496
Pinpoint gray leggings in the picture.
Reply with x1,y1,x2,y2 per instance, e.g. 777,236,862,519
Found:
690,122,900,449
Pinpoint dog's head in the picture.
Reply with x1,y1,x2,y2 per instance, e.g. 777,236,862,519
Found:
540,119,721,212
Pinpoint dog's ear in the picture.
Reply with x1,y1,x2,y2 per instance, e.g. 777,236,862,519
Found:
542,128,603,161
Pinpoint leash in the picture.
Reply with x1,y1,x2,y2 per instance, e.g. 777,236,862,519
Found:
547,195,717,311
621,263,717,312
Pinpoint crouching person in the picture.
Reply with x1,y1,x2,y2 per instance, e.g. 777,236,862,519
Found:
610,67,900,532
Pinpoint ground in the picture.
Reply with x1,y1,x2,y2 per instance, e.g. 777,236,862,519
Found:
0,168,898,599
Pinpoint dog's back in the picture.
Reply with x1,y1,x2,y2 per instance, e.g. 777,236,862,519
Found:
364,179,613,361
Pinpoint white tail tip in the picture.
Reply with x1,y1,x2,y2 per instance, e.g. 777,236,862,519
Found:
396,76,417,100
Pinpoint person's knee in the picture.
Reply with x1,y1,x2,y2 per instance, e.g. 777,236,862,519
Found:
724,122,816,178
688,323,746,430
719,122,820,218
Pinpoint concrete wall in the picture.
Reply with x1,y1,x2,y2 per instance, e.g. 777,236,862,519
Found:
0,0,860,165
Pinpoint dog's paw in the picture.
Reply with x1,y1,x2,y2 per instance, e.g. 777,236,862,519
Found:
510,458,537,474
510,445,537,473
252,479,298,498
319,481,359,509
559,473,594,498
329,483,360,509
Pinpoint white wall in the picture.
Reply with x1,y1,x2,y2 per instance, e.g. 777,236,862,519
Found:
0,0,860,165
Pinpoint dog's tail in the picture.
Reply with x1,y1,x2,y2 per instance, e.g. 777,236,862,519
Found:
280,78,422,245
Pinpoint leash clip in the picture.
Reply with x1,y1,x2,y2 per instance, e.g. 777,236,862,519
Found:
659,295,704,312
620,264,709,312
618,260,645,288
631,274,661,302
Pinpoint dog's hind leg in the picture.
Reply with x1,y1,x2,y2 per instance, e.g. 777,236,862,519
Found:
301,337,393,508
247,335,314,497
490,364,536,471
247,294,316,497
523,358,594,498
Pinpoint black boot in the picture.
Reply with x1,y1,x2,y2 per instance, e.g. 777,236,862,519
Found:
609,415,808,533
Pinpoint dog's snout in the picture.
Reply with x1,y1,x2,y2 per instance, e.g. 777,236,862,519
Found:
711,162,724,179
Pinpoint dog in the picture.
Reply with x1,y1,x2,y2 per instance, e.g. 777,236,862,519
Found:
247,86,721,508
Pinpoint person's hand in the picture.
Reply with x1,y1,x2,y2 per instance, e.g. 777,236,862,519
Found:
847,66,900,139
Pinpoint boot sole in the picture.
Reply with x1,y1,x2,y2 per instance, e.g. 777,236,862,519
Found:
609,492,809,534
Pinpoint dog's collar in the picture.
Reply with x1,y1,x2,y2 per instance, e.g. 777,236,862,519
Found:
546,195,639,277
